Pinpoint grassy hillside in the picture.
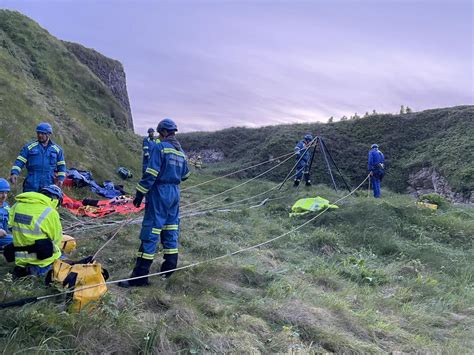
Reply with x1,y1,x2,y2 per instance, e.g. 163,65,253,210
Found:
179,106,474,198
0,10,141,182
0,174,472,352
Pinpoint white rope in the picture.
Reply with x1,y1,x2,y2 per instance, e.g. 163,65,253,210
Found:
181,152,297,210
181,151,295,192
32,174,370,302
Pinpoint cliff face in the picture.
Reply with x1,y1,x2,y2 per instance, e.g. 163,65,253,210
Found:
0,10,141,181
63,41,134,131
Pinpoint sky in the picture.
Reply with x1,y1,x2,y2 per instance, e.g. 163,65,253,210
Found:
1,0,473,133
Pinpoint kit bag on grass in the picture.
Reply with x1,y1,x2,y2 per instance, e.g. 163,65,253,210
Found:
46,256,109,312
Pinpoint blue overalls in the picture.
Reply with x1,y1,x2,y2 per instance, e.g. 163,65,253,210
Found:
0,201,13,250
11,140,66,192
294,140,311,183
368,148,385,198
142,137,159,174
134,140,190,281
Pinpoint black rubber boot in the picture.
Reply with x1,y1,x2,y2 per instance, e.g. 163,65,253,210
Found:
305,180,312,187
118,257,153,288
293,180,300,187
160,254,178,279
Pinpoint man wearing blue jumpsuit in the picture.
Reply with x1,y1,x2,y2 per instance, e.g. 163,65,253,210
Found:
0,178,13,250
9,123,67,192
294,134,314,187
368,144,385,198
142,127,159,174
119,118,190,287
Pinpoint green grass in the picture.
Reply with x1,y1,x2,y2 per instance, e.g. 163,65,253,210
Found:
0,169,472,353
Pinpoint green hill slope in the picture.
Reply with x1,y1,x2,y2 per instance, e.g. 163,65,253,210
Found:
180,106,474,202
0,10,141,182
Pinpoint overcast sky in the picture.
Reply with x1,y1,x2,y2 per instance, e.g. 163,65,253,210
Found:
1,0,473,133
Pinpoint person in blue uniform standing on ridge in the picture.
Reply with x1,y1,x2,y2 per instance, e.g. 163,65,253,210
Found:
9,122,66,192
368,144,385,198
294,134,314,187
119,118,190,288
0,178,13,251
142,127,160,174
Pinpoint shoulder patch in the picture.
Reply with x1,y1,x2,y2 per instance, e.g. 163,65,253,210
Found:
14,213,33,225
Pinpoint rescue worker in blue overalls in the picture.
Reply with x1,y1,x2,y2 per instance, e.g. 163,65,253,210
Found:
142,127,159,174
294,134,314,187
119,118,190,287
0,178,13,251
9,123,67,192
368,144,385,198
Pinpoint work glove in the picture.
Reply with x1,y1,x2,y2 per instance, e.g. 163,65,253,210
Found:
9,174,17,185
133,191,145,208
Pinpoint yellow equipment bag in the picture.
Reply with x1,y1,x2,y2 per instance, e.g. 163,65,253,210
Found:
47,257,109,312
61,235,77,254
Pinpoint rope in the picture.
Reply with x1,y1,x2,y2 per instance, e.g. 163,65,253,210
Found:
181,151,295,192
91,217,134,260
181,152,297,211
29,174,370,303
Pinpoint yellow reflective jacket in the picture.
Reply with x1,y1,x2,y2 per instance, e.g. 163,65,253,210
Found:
8,192,62,268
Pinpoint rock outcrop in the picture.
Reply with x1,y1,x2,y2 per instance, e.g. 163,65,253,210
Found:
407,167,473,204
63,41,134,131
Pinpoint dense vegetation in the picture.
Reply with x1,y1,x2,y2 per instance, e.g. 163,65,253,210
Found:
0,10,141,182
180,106,474,197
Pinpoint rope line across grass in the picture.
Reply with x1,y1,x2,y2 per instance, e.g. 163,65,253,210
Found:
25,174,370,304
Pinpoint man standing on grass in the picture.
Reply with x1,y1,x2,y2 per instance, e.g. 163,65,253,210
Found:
368,144,385,198
294,134,314,187
119,118,190,288
10,122,66,192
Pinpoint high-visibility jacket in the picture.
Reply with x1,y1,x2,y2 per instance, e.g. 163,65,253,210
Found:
11,140,67,192
8,192,62,268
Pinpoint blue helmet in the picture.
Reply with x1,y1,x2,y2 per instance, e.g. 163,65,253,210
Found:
36,122,53,134
40,184,63,204
304,134,313,142
0,178,10,192
157,118,178,133
371,144,379,149
147,127,155,133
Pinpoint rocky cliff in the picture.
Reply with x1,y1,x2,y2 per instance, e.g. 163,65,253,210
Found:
63,41,133,131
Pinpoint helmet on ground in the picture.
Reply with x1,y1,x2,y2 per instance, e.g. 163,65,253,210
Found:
36,122,53,134
40,184,63,204
0,178,10,192
371,144,379,149
147,127,155,133
304,134,313,142
157,118,178,133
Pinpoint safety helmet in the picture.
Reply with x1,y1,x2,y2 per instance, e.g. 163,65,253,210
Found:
0,178,10,192
36,122,53,134
371,144,379,149
157,118,178,133
304,134,313,142
147,127,155,133
40,184,63,205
